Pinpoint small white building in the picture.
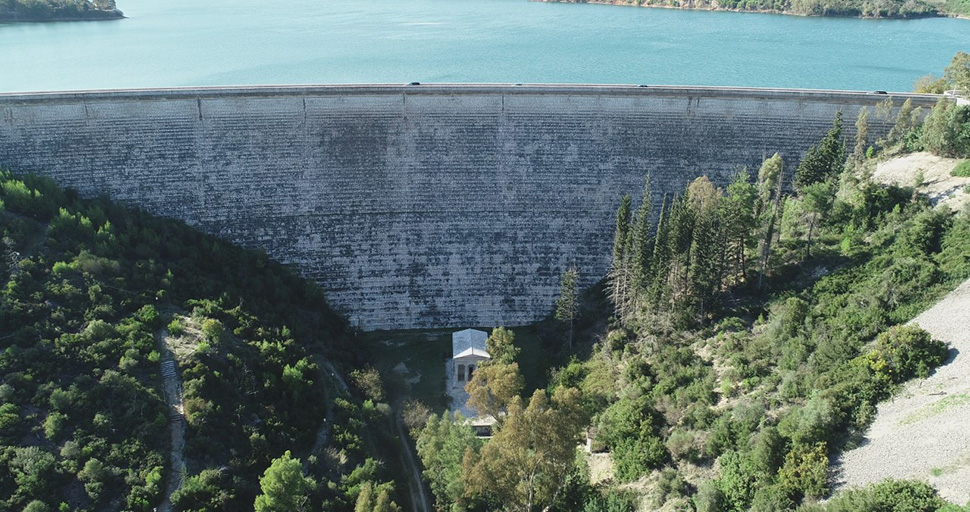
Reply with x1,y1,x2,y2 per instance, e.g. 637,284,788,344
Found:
452,328,490,386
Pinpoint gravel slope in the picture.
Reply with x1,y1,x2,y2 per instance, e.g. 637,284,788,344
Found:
832,279,970,504
872,152,970,211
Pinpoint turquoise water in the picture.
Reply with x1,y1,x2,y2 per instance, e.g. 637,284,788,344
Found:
1,0,968,92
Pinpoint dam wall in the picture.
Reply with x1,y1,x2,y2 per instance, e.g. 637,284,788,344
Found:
0,85,939,330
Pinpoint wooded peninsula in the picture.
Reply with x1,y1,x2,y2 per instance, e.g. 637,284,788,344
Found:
0,0,122,22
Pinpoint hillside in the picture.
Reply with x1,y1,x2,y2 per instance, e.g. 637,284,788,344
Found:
0,172,405,511
0,0,122,22
534,0,945,19
834,278,970,504
409,98,970,512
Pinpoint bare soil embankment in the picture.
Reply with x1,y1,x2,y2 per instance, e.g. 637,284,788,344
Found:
833,279,970,504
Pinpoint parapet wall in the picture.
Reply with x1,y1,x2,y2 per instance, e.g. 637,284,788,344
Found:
0,85,939,329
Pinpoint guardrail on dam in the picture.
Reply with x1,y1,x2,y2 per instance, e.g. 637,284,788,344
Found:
0,85,940,330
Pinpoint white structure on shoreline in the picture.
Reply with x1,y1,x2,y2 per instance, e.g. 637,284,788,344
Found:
452,329,489,387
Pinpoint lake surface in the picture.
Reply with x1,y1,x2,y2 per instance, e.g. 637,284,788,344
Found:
1,0,968,93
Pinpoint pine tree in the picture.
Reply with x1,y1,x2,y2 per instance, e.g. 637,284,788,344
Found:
794,111,846,189
254,451,314,512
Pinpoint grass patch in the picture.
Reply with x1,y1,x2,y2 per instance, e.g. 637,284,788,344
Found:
900,392,970,425
952,160,970,177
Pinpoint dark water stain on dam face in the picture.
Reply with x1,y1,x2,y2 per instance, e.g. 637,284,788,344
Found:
0,85,939,330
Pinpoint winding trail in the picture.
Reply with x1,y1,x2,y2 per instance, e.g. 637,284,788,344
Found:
156,329,186,512
833,279,970,504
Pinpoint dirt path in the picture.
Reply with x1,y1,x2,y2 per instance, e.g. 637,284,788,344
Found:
156,329,186,512
394,406,432,512
832,279,970,504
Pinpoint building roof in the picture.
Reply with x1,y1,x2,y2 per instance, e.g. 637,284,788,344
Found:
452,328,490,360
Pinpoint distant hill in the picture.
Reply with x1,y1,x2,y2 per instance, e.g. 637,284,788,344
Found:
0,0,123,22
535,0,943,18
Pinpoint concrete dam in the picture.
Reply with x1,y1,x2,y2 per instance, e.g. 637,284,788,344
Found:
0,85,939,330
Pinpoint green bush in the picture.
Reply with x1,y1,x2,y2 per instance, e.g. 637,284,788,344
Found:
860,325,948,385
694,480,727,512
167,317,184,336
777,442,828,501
921,100,970,158
953,160,970,177
612,434,667,482
820,479,946,512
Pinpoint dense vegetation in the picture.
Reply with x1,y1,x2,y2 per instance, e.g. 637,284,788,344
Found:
538,0,942,19
915,52,970,94
410,92,970,511
0,172,405,511
0,0,122,21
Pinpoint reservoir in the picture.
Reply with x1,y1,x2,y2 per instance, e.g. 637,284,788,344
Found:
1,0,969,93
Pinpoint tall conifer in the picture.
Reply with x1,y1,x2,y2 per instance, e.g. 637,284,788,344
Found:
630,174,653,291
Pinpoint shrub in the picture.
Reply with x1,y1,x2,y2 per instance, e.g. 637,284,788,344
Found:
777,442,829,501
666,428,704,462
821,479,945,512
612,434,666,482
718,450,755,511
779,394,835,445
584,491,636,512
694,480,727,512
349,367,385,402
200,318,225,344
861,325,948,384
167,317,184,336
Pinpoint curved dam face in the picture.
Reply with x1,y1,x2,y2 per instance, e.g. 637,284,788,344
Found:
0,85,938,330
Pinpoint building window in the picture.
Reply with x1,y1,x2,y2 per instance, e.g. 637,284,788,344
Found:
467,365,475,381
457,364,465,382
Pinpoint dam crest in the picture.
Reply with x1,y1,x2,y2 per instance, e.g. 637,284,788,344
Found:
0,85,939,330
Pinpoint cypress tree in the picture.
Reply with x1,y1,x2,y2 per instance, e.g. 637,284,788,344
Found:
853,107,869,161
794,111,846,189
612,195,632,267
665,192,695,315
555,267,580,351
610,195,633,315
721,171,757,286
647,194,670,310
686,177,722,320
887,98,916,146
630,174,653,292
757,155,786,290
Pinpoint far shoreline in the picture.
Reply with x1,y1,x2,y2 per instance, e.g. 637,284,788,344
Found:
0,15,125,23
530,0,952,20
